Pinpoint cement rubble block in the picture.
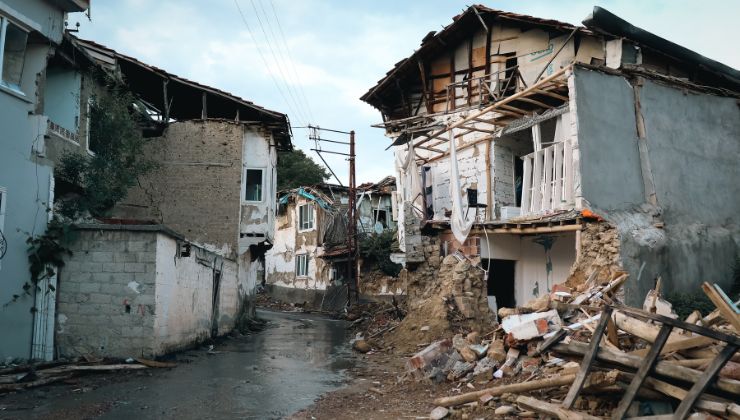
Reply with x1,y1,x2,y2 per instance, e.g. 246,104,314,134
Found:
90,252,114,263
113,252,138,263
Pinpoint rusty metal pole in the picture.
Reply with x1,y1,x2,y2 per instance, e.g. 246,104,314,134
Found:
348,130,358,303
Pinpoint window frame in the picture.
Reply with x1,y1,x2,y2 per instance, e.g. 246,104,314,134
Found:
295,253,309,278
242,167,265,203
0,15,29,92
297,203,314,232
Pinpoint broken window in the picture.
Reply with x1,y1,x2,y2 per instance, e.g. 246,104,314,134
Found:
244,168,263,202
298,204,314,231
295,254,309,277
0,17,28,90
373,209,388,228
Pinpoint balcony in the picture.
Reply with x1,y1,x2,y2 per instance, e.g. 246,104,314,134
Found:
520,140,574,216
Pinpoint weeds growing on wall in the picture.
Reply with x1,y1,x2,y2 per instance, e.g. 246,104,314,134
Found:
56,84,157,219
359,229,402,277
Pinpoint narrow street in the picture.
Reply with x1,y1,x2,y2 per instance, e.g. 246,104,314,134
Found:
0,310,352,420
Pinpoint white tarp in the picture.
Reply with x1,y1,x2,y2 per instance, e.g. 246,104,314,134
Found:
448,131,475,243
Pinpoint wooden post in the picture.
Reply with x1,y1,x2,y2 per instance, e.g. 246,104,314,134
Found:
562,306,612,408
674,344,740,419
612,323,673,419
201,92,207,119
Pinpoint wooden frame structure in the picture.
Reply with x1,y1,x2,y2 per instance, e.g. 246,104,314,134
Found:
410,65,572,162
560,304,740,420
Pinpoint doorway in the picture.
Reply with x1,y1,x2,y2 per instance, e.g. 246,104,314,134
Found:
484,259,516,310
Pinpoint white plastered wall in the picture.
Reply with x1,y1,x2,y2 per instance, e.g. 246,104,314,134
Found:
480,232,576,306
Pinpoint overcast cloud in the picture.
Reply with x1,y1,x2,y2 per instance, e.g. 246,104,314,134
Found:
69,0,740,184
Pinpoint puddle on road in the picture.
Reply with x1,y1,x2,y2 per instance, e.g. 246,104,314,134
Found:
12,309,352,420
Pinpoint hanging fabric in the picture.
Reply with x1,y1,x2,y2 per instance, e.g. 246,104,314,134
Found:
448,130,475,243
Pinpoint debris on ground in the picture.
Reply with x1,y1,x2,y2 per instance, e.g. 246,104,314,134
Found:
255,292,306,312
397,272,740,418
0,357,176,394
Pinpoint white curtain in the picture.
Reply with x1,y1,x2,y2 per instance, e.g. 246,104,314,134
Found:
448,130,475,243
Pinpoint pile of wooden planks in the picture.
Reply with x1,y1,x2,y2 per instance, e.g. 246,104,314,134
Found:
428,277,740,419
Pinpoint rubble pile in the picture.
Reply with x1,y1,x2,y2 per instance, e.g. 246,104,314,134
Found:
405,273,740,418
384,255,495,353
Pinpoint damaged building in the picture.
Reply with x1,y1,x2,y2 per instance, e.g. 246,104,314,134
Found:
265,177,399,306
2,31,291,359
360,5,740,311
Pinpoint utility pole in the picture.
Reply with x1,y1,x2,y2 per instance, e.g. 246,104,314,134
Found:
308,126,358,305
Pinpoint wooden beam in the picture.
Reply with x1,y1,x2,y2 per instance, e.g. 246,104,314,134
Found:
612,324,673,419
512,96,554,109
702,282,740,333
517,396,601,420
674,344,740,419
533,88,569,101
414,66,570,148
563,306,612,409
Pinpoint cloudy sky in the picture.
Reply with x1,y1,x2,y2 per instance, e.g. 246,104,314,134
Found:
69,0,739,184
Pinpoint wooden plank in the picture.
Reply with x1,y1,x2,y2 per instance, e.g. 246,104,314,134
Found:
533,88,569,101
521,155,532,214
564,139,574,204
517,396,601,420
530,150,543,213
552,340,740,396
534,329,567,356
612,323,673,419
512,96,554,109
542,146,553,212
702,282,740,333
433,374,575,407
553,142,564,209
674,344,740,419
616,305,740,346
630,335,715,357
562,306,612,409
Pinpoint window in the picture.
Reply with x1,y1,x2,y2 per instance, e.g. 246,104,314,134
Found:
0,17,28,89
298,204,314,231
295,254,308,277
373,209,388,228
243,168,263,202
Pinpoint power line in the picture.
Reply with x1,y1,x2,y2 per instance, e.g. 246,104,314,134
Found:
233,0,305,126
247,0,311,125
265,0,315,122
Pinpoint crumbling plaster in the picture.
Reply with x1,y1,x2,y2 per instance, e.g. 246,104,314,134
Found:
572,66,740,304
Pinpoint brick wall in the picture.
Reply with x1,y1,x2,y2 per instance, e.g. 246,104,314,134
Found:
113,120,245,257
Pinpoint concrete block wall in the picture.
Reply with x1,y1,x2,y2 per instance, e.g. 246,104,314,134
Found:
57,227,243,358
57,230,158,358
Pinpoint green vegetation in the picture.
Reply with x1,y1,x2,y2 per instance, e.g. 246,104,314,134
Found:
56,87,156,219
277,149,330,190
359,229,402,277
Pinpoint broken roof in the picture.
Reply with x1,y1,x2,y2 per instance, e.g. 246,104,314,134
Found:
69,35,292,149
360,5,590,107
361,5,740,107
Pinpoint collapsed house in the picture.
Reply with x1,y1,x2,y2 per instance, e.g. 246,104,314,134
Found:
265,177,398,307
2,31,291,359
360,5,740,311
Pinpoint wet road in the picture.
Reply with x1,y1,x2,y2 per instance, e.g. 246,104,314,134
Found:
2,310,351,420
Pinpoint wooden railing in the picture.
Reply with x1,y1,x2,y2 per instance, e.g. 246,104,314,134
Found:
440,65,524,113
521,141,574,215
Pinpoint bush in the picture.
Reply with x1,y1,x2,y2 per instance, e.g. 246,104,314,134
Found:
359,230,402,277
665,292,715,320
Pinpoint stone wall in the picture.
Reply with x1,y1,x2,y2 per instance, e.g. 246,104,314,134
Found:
567,222,623,288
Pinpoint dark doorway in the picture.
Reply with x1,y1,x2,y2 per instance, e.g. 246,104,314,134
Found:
484,259,516,309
